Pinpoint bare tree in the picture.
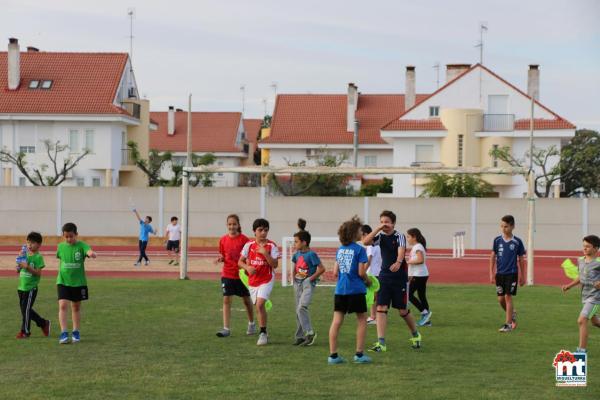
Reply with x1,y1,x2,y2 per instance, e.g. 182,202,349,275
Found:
489,145,572,198
0,140,90,186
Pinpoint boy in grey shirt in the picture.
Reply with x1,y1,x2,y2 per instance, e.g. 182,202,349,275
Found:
562,235,600,353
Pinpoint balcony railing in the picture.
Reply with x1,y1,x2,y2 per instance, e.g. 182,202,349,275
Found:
483,114,515,132
121,148,134,166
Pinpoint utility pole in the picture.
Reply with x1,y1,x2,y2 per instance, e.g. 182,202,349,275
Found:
127,8,135,63
433,62,440,89
240,85,246,116
526,95,535,286
180,94,192,280
475,22,488,64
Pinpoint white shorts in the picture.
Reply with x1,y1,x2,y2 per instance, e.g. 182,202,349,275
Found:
249,276,275,304
580,302,600,319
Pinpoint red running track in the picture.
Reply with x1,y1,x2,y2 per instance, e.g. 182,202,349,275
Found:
0,246,577,286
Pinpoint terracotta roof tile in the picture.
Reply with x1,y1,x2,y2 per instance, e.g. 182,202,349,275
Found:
383,118,445,131
514,118,575,130
149,111,244,153
0,51,129,115
243,118,263,144
262,94,428,145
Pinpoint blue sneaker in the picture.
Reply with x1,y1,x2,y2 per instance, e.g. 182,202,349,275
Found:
328,356,346,365
353,354,372,364
418,311,432,326
72,330,80,343
59,331,69,344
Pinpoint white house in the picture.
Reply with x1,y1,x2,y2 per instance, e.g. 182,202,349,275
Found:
259,86,428,185
381,64,576,197
0,38,153,187
149,108,256,187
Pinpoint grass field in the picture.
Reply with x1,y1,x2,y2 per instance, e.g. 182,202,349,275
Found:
1,278,599,400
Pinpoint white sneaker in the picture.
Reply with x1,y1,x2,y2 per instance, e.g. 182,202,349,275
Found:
257,332,268,346
246,322,256,335
144,260,150,266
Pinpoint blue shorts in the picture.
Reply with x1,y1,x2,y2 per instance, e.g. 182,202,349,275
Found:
377,278,408,310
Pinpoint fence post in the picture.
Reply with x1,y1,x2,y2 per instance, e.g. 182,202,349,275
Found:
158,186,164,234
582,197,589,236
259,186,266,218
363,197,369,225
470,197,477,249
56,186,62,236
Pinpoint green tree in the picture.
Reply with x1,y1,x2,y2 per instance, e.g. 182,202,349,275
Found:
268,152,352,196
128,141,170,186
489,145,562,198
420,174,494,197
0,139,90,186
358,177,393,196
560,129,600,197
170,153,217,187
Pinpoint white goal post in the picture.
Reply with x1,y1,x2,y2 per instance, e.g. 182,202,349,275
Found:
178,164,534,285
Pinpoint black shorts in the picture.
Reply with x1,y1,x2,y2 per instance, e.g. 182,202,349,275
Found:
496,273,518,296
221,278,250,297
166,240,180,252
334,294,367,314
57,285,89,302
377,278,408,309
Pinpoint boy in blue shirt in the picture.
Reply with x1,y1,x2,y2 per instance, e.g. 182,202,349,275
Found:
328,217,372,365
133,209,156,266
292,230,325,346
489,215,526,332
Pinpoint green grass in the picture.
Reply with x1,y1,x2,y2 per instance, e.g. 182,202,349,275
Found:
1,278,599,400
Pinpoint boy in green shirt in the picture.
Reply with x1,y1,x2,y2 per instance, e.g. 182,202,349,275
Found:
16,232,51,339
57,222,96,344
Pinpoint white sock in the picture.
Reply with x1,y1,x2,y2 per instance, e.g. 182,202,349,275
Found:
248,321,255,325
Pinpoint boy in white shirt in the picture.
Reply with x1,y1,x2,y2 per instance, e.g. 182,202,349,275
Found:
165,216,182,266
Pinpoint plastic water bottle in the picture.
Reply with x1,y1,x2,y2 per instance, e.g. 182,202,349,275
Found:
15,245,27,272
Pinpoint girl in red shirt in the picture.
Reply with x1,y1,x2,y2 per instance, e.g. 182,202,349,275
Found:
215,214,255,338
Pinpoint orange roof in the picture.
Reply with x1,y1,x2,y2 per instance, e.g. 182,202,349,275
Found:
243,118,263,144
382,64,574,131
262,94,428,145
149,111,244,153
0,51,130,115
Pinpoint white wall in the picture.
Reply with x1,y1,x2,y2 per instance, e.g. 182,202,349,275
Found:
392,138,441,197
0,120,127,186
402,67,555,120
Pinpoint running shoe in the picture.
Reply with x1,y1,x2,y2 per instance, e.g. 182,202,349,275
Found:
246,322,256,335
72,330,81,343
353,354,373,364
368,342,387,352
366,317,377,325
418,311,432,326
16,331,30,339
292,338,305,346
410,332,422,349
328,356,346,365
303,332,317,346
499,324,512,333
59,331,69,344
257,332,268,346
216,328,231,338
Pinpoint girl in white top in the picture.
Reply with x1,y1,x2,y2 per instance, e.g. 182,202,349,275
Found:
361,225,382,324
406,228,432,327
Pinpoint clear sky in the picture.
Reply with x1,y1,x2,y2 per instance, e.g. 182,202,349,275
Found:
2,0,599,129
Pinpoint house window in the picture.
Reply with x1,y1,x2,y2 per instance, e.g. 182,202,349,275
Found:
217,161,224,177
76,178,85,187
69,130,79,153
19,146,35,154
92,177,101,187
28,80,40,89
41,80,53,89
85,130,95,153
415,145,434,163
429,106,440,117
19,177,26,186
492,144,499,167
364,155,377,167
457,135,464,167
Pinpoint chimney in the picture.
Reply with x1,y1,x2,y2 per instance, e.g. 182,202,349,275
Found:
405,66,416,110
446,64,471,83
167,106,175,135
27,46,39,52
8,38,20,90
347,83,358,132
527,64,540,100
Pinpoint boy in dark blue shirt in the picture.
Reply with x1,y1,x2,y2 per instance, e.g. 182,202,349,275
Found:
328,217,372,365
363,210,421,351
489,214,526,332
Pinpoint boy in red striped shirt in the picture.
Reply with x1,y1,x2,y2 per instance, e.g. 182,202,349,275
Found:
239,218,279,346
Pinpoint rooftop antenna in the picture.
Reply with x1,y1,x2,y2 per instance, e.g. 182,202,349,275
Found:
127,8,135,63
240,84,246,116
262,98,268,116
475,22,488,64
432,62,440,89
269,82,278,115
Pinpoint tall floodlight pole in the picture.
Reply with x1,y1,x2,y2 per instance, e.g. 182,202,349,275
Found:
180,94,192,280
526,96,535,286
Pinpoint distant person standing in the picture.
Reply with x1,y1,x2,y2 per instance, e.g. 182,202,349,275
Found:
133,209,156,266
165,216,182,266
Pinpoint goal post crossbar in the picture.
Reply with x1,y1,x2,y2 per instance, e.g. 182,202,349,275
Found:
183,165,526,175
